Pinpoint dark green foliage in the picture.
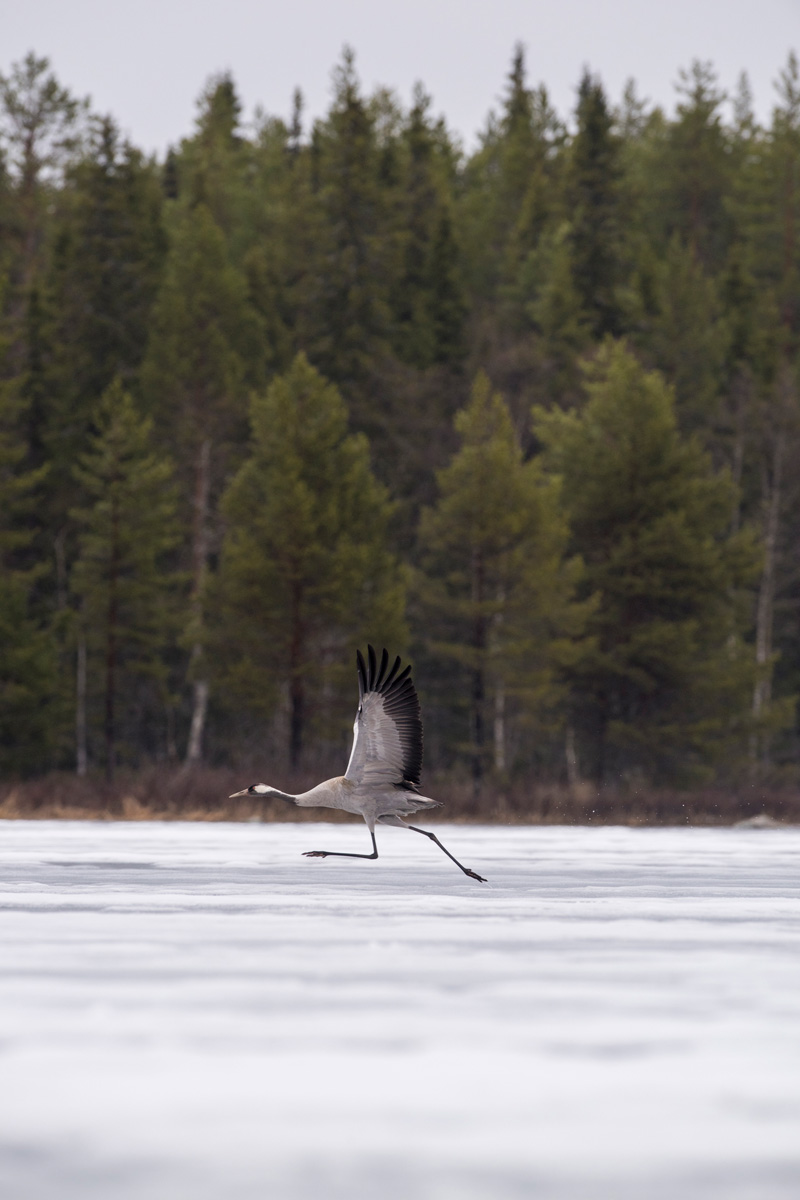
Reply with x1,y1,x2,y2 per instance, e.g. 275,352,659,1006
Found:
427,208,467,367
567,72,626,337
419,372,587,787
1,46,799,790
392,87,465,370
141,203,249,451
306,49,391,397
71,380,180,778
662,62,734,270
180,73,249,236
44,119,166,514
0,364,61,773
0,575,61,773
636,236,726,430
534,342,762,783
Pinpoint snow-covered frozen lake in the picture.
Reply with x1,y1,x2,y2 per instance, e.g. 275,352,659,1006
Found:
1,820,799,1200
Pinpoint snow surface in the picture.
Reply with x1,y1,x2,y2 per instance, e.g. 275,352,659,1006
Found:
1,820,799,1200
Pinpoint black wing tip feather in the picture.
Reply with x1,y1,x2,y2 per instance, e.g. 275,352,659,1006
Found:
361,645,415,698
356,648,367,698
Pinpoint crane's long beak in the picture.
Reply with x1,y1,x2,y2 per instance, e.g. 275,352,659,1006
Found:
229,789,250,798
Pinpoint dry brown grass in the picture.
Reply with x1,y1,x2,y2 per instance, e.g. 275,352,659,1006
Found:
1,767,799,826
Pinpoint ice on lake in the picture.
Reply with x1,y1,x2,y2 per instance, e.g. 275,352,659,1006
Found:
1,819,799,1200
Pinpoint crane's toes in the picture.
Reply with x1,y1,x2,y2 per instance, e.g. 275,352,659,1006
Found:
465,868,487,882
302,850,329,858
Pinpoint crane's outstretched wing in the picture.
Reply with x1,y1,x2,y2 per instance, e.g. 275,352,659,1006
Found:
344,646,423,789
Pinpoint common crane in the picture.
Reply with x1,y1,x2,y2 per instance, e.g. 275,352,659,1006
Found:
230,646,487,882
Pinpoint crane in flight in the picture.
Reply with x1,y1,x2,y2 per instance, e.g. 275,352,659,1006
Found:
230,646,487,882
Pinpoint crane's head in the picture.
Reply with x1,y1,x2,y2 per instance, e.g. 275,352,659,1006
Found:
229,783,296,804
230,783,275,799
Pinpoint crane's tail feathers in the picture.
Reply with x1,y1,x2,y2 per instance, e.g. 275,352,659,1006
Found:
377,798,441,826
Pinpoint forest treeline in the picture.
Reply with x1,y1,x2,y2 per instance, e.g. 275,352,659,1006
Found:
1,45,800,799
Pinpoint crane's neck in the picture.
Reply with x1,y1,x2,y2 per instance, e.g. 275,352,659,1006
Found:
254,785,297,805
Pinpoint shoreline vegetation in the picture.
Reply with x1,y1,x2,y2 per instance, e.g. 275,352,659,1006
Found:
2,769,799,827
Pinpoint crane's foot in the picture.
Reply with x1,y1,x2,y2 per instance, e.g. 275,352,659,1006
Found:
301,845,379,860
464,868,487,883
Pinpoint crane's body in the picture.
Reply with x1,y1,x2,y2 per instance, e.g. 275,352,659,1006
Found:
230,647,486,882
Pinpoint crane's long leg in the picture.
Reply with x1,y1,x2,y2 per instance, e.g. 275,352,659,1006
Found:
406,825,486,882
303,831,378,861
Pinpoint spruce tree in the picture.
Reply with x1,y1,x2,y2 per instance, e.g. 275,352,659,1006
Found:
179,72,250,240
391,86,464,370
637,235,726,431
307,48,390,398
427,207,467,367
566,71,626,338
214,353,406,768
524,224,590,405
658,61,734,270
461,45,563,303
71,380,179,779
44,118,166,521
0,364,60,773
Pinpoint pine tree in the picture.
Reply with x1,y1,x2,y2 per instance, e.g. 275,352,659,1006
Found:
214,353,406,768
419,372,586,790
534,340,762,784
71,380,179,779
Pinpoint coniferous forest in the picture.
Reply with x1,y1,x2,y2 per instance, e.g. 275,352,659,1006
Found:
2,46,800,820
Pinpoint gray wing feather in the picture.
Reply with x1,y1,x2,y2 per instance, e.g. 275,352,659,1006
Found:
345,647,423,788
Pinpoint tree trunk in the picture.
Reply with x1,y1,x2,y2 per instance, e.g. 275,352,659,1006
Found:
76,631,87,777
184,439,212,766
491,587,506,774
105,500,120,782
493,679,506,774
782,154,796,328
565,724,580,788
289,584,305,769
751,414,786,771
166,704,178,763
185,681,209,767
470,546,486,795
729,367,753,536
54,529,68,611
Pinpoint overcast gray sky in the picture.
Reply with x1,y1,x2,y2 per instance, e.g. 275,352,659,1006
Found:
2,0,798,156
